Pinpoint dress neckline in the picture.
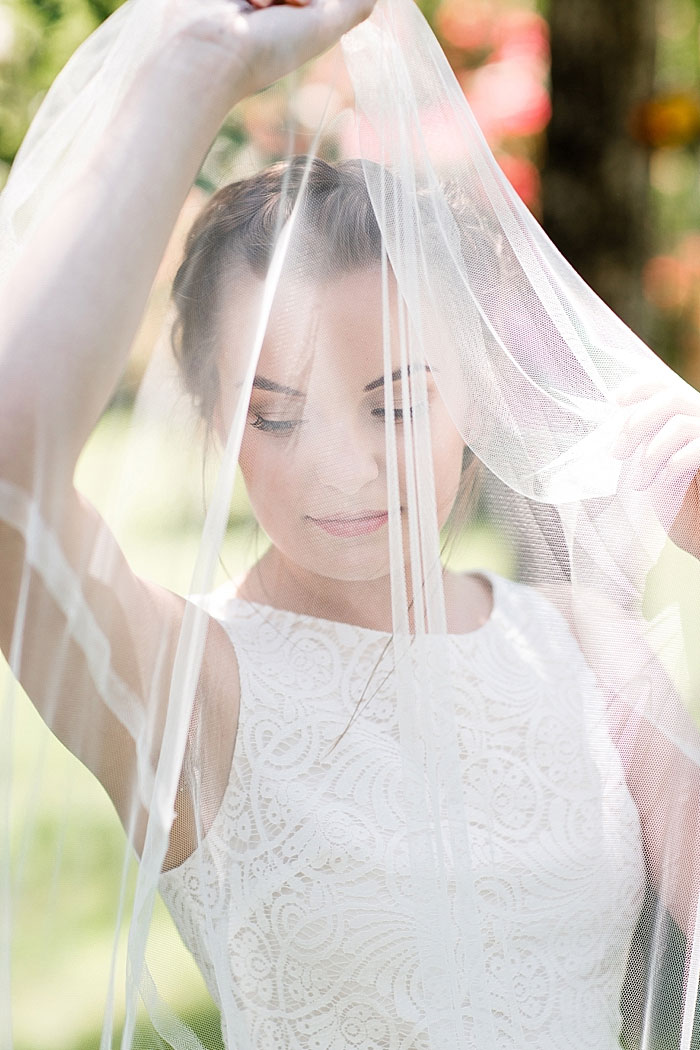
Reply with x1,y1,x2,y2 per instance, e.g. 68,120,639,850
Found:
224,570,500,641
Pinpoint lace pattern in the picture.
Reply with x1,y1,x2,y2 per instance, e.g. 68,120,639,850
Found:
159,573,646,1049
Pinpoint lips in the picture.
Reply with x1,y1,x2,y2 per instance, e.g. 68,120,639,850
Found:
309,511,389,538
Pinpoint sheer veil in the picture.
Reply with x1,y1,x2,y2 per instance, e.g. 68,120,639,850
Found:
3,0,700,1047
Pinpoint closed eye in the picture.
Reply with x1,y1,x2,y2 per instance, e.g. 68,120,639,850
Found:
372,404,427,422
250,414,304,434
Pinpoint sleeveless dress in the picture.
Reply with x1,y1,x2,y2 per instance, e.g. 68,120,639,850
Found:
159,572,647,1050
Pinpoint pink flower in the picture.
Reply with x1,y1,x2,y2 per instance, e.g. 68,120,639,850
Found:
436,0,495,53
465,58,551,139
495,152,541,209
492,10,550,66
643,255,692,313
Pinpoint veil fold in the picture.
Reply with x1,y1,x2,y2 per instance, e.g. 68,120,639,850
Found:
2,0,700,1048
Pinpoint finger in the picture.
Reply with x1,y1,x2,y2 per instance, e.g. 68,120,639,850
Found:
613,407,686,459
626,418,700,488
614,374,698,408
615,378,665,407
247,0,310,7
612,391,700,458
666,437,700,477
235,0,377,83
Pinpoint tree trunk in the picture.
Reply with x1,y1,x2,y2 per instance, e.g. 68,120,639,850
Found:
542,0,657,338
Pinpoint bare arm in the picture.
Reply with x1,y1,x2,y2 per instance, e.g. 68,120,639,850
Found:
544,577,700,936
0,0,374,860
0,0,374,488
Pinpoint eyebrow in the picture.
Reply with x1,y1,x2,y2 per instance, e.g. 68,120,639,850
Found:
252,365,431,397
252,376,304,397
363,365,430,393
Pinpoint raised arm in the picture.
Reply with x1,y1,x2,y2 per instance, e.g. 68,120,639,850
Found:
0,0,375,486
0,0,375,863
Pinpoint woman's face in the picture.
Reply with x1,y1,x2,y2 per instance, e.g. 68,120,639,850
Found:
216,268,466,583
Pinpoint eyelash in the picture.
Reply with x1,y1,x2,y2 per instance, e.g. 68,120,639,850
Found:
373,408,407,421
250,403,426,433
250,414,302,434
372,404,427,421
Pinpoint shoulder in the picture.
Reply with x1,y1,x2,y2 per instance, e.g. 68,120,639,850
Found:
484,571,593,670
443,569,576,643
444,570,495,633
486,571,568,624
187,579,240,623
187,580,265,649
164,585,243,872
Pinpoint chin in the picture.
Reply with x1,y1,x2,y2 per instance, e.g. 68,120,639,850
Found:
286,536,393,584
309,553,392,584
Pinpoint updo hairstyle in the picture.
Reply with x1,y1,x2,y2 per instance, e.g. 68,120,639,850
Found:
171,156,388,427
170,155,480,522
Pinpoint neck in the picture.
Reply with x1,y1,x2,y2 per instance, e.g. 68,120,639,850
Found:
239,547,438,633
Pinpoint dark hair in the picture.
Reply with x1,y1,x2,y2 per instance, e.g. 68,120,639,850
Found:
172,155,483,734
171,156,388,425
171,151,481,520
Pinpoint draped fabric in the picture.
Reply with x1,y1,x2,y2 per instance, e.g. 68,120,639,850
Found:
2,0,700,1048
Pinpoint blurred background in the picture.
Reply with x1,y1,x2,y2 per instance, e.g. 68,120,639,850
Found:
5,0,700,378
3,0,700,1047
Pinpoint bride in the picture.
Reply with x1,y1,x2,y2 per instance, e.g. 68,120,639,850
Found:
2,0,700,1047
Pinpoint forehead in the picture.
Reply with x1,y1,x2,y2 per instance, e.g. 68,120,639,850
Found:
217,267,414,392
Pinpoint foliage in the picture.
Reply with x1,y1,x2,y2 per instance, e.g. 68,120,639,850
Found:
0,0,548,206
0,0,124,183
429,0,549,208
641,0,700,382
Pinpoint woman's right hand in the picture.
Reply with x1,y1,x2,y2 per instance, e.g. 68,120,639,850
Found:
0,0,378,865
0,0,378,486
162,0,377,113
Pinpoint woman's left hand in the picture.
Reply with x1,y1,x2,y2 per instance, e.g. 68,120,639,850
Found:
612,378,700,559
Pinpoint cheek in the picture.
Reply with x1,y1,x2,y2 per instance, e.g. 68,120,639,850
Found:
239,434,296,521
238,417,463,535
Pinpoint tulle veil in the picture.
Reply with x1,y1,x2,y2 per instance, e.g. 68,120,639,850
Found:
3,0,700,1047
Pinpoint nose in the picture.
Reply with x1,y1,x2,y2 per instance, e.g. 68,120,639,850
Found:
312,415,381,496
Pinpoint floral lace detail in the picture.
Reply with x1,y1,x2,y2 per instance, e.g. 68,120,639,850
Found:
159,574,646,1050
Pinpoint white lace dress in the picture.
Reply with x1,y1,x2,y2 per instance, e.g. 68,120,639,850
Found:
159,572,647,1050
